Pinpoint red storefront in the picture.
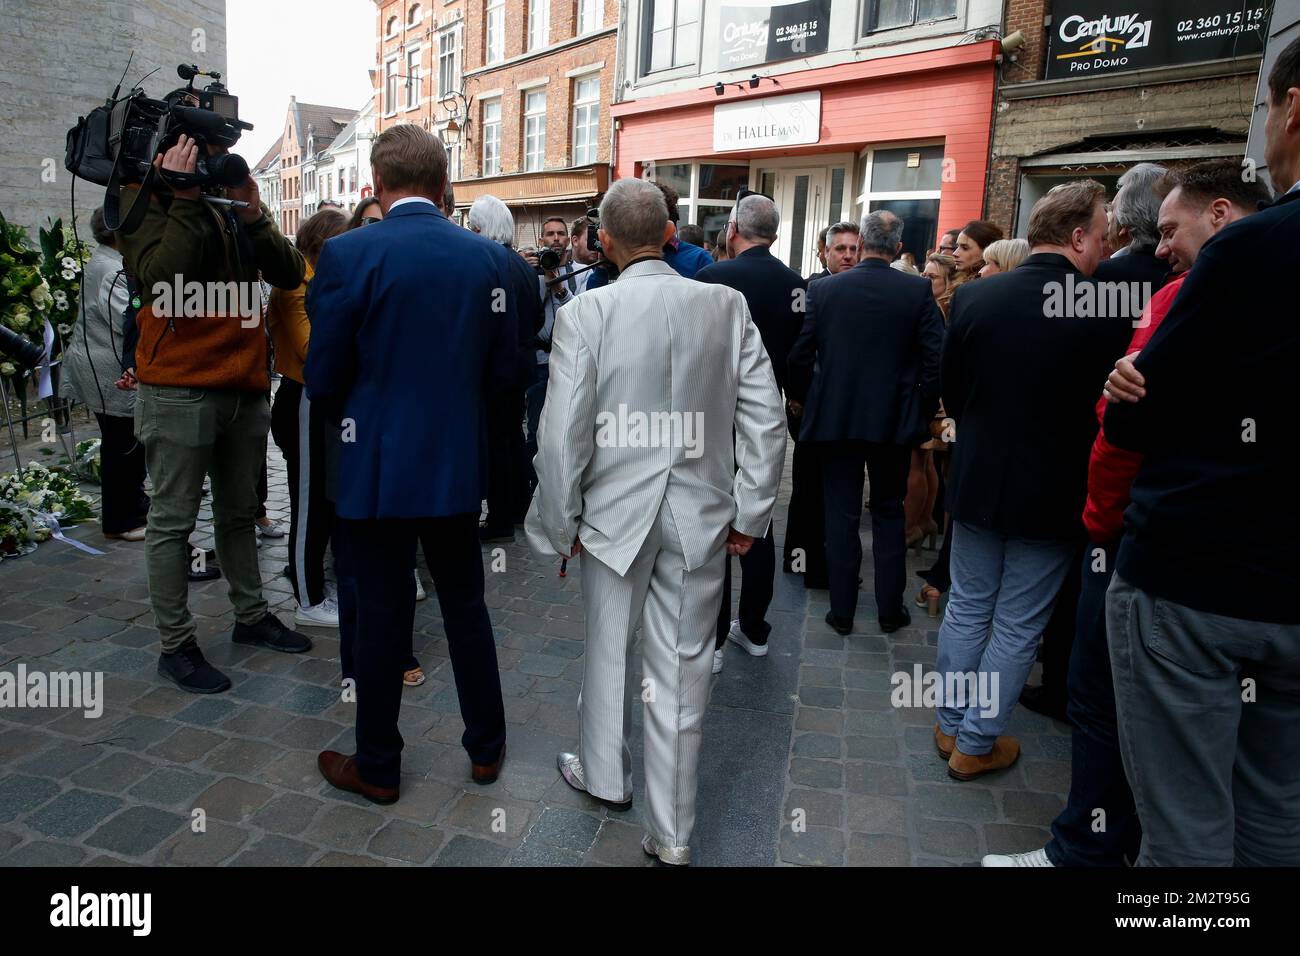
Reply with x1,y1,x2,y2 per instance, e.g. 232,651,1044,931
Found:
611,41,999,274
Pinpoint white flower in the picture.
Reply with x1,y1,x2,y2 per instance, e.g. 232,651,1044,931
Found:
0,362,15,376
61,269,76,281
53,290,67,303
26,490,46,508
57,324,72,335
56,301,68,312
32,284,53,310
61,257,75,270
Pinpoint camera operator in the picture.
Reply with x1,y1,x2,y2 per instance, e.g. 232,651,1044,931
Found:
118,131,312,695
59,207,148,541
523,214,589,493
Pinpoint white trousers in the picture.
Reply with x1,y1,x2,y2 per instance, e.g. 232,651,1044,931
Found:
577,500,726,852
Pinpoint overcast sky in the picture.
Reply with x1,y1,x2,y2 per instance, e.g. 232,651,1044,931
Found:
227,0,377,165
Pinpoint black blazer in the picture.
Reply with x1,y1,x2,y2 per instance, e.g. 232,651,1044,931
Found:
696,246,806,395
942,253,1133,541
1093,248,1170,294
787,257,943,446
506,249,545,390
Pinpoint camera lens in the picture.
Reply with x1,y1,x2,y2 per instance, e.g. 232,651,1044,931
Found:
0,325,47,369
539,247,561,271
201,151,249,187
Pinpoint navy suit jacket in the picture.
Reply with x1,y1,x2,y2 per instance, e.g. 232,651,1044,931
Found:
695,246,806,395
788,257,943,447
305,200,516,519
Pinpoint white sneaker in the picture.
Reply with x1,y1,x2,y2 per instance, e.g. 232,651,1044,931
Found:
726,620,769,657
712,648,725,674
255,519,285,539
413,571,427,602
981,847,1054,867
294,596,339,628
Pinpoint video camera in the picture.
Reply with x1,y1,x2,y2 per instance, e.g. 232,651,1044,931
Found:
0,325,47,370
65,61,254,233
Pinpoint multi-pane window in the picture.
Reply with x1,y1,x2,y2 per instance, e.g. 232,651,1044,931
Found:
862,0,957,34
482,99,502,175
578,0,602,34
485,0,505,64
406,49,421,109
524,91,547,172
572,76,599,165
384,58,399,114
438,27,461,98
642,0,699,75
528,0,549,51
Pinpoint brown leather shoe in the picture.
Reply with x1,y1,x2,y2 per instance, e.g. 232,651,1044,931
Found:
317,750,399,805
472,744,506,785
934,724,955,760
948,736,1020,781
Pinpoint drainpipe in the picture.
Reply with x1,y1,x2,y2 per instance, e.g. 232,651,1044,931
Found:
609,0,628,184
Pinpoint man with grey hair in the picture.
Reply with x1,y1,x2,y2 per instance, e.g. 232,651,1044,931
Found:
527,176,786,864
696,191,806,674
788,209,944,637
469,195,544,542
1095,163,1171,295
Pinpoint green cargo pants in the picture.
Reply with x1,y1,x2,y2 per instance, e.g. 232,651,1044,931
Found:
135,384,270,653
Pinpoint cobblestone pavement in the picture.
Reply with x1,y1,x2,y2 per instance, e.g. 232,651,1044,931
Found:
0,411,1070,866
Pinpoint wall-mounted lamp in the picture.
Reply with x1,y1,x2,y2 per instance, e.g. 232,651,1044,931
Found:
714,75,780,96
439,90,473,145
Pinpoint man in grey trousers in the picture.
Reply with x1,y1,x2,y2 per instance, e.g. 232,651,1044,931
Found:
526,177,785,864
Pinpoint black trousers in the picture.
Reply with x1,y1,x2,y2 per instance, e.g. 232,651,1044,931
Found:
1046,542,1141,865
333,515,418,681
1037,542,1083,701
715,526,776,648
95,412,149,534
484,388,530,534
821,441,910,621
782,436,828,587
270,378,334,607
340,512,506,788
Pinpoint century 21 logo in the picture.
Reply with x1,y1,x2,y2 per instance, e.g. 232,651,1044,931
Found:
1057,11,1152,58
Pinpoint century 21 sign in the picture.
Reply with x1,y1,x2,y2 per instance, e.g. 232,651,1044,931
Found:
1045,0,1269,80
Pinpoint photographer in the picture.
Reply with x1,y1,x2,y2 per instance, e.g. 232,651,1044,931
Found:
59,207,148,540
118,130,311,695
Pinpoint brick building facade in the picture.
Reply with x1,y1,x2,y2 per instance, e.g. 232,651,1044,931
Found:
987,0,1268,235
374,0,616,243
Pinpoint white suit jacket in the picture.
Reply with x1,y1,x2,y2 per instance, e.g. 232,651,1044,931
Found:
526,258,786,576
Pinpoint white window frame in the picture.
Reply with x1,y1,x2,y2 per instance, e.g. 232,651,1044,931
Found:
524,90,547,172
482,98,502,176
853,141,945,219
384,57,400,117
640,0,701,78
571,75,600,166
437,25,462,99
858,0,964,45
408,2,422,26
528,0,550,51
578,0,602,34
405,47,422,111
485,0,505,65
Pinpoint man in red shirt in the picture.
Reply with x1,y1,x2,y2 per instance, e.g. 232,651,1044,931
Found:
984,158,1270,867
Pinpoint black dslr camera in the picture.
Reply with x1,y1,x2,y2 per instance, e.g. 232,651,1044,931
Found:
66,63,254,231
585,206,603,257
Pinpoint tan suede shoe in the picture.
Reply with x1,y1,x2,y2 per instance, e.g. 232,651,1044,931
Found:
948,736,1020,781
934,724,955,760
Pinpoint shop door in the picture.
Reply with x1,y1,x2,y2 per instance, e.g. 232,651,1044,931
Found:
772,167,829,277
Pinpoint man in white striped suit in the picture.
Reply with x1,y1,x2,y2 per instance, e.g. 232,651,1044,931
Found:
526,177,786,864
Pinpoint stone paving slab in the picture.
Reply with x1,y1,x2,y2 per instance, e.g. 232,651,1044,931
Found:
0,408,1070,865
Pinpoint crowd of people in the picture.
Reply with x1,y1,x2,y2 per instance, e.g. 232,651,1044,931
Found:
57,36,1300,867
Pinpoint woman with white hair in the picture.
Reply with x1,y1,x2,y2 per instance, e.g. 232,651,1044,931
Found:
468,195,544,542
979,238,1030,276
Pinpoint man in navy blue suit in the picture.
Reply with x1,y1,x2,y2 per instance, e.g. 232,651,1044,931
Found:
305,124,514,804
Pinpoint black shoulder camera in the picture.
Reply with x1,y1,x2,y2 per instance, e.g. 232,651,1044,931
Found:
66,62,254,231
585,206,603,257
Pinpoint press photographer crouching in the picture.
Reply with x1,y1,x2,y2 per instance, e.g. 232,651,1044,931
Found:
117,121,311,694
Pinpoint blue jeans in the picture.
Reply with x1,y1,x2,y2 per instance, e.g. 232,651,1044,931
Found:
936,521,1074,755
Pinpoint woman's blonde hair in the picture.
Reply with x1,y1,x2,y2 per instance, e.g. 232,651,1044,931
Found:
982,238,1030,273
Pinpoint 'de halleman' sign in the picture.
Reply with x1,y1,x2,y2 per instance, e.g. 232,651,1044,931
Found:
713,90,821,151
718,0,832,69
1045,0,1270,80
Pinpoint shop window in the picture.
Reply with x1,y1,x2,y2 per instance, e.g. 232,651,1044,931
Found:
858,145,944,263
